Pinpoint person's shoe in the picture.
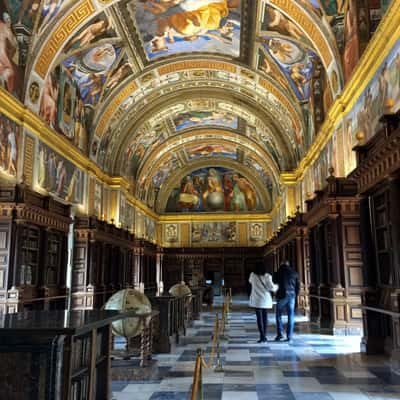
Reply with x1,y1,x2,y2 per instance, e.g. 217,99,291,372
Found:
257,339,264,343
284,337,293,343
274,335,283,341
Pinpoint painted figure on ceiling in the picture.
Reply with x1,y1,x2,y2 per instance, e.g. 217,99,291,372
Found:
39,0,64,31
343,0,359,81
202,168,223,207
178,176,200,209
6,119,16,175
0,12,19,94
265,7,305,42
230,182,247,211
40,71,59,128
232,173,256,210
65,18,111,51
140,0,240,52
16,0,40,25
104,62,132,93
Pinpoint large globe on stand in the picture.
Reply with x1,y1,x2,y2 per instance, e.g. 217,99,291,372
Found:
169,282,192,297
104,289,152,338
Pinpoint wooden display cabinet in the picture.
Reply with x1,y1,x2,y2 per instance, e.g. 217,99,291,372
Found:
0,310,133,400
71,216,135,310
349,112,400,366
0,184,71,314
305,175,364,336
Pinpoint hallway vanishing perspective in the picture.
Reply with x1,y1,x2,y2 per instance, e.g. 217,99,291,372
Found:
111,298,400,400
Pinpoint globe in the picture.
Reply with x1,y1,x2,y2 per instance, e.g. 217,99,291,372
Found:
104,289,152,338
169,282,192,298
207,191,224,210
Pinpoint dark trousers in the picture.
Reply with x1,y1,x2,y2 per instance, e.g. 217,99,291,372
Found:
276,294,296,339
255,308,268,341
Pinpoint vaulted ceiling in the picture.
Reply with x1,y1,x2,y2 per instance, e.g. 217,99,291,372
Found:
22,0,350,214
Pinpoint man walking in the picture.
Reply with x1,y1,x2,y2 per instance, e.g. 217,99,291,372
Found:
274,260,300,342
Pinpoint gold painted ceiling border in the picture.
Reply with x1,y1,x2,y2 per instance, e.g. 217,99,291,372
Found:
93,60,304,139
0,87,158,220
158,213,272,223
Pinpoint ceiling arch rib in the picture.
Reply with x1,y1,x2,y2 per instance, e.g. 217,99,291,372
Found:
109,92,297,177
91,59,305,143
135,131,281,190
103,88,303,177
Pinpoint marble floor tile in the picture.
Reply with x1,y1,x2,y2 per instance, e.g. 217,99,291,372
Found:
221,391,258,400
111,297,399,400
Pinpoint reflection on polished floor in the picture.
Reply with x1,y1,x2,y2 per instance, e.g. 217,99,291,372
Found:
112,298,400,400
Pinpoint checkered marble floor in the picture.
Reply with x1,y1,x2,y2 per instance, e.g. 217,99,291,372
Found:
112,297,400,400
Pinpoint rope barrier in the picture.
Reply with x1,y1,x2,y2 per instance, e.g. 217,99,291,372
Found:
190,348,203,400
190,288,233,398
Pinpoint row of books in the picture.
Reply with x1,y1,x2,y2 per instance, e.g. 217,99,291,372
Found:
71,375,89,400
71,336,91,372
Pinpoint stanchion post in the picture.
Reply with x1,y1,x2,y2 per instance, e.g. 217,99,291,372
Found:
191,348,203,400
214,337,224,373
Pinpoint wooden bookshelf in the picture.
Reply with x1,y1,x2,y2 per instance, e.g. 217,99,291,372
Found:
0,310,135,400
0,184,71,314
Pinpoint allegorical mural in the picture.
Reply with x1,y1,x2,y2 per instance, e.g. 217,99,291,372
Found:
174,110,238,131
37,142,84,204
125,125,167,179
165,167,263,213
192,222,237,244
0,113,19,177
151,152,182,190
0,2,23,98
144,216,156,242
261,4,313,47
133,0,242,60
261,37,318,101
341,39,400,176
184,143,238,160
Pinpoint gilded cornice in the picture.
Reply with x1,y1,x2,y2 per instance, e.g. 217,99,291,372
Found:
0,87,157,221
158,213,272,223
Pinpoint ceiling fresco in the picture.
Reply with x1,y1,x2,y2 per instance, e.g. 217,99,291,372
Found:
0,0,392,214
132,0,242,59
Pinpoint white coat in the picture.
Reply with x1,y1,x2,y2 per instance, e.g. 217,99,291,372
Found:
248,272,278,309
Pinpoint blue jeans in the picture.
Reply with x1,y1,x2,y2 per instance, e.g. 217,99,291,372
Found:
276,294,295,339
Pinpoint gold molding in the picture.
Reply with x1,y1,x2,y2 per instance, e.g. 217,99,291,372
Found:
158,213,272,223
0,87,158,220
94,60,304,140
35,0,96,78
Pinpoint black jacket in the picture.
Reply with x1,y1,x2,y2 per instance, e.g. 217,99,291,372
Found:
273,265,300,300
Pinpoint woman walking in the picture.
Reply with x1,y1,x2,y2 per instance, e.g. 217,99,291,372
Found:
249,262,278,343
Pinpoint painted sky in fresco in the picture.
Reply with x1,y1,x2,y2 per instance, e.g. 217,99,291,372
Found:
134,0,242,60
